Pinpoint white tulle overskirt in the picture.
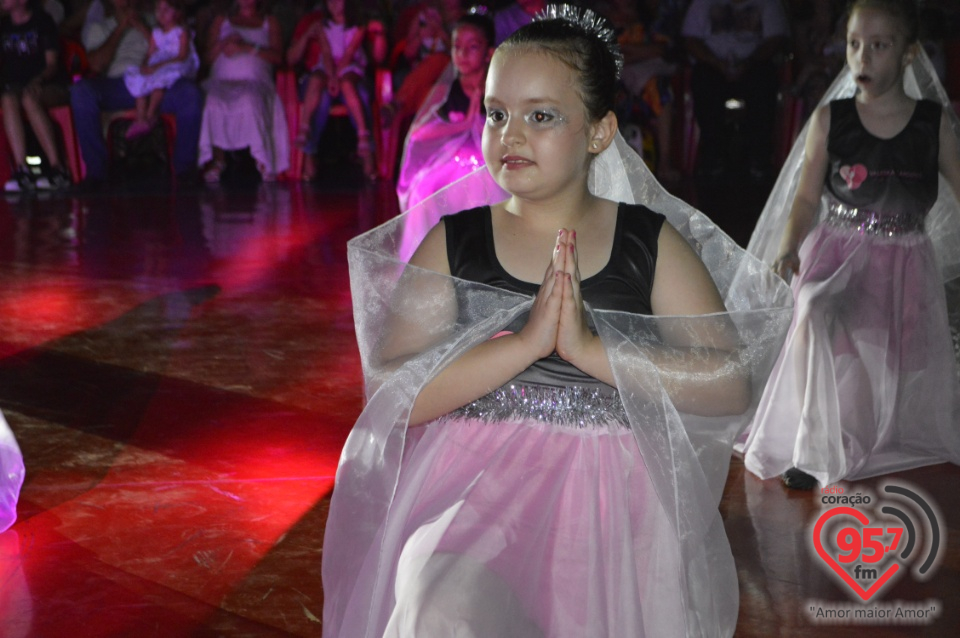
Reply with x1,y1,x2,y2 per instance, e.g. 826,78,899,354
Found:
743,224,960,485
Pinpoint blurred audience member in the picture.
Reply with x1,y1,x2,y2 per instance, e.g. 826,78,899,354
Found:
789,0,845,119
682,0,789,179
287,0,373,180
198,0,288,182
492,0,544,44
71,0,203,185
123,0,199,139
607,0,686,180
1,0,71,192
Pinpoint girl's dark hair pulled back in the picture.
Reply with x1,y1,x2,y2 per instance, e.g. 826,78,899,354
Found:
848,0,920,43
500,17,619,122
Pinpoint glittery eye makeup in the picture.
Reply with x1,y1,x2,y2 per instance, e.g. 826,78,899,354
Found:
524,109,566,129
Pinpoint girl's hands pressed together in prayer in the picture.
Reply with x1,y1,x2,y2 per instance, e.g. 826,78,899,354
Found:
555,229,596,365
518,228,597,364
518,230,566,360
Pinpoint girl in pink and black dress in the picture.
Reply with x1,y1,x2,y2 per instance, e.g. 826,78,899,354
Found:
322,6,793,637
743,0,960,489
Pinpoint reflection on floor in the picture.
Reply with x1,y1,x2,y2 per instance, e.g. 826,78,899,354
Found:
0,176,957,637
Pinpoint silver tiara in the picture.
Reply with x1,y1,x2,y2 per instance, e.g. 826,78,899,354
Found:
536,4,624,79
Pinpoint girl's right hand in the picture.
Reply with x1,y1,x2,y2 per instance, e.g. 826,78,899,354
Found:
773,250,800,280
517,231,566,360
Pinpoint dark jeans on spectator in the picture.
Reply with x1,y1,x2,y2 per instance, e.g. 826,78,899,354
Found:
70,76,203,181
690,60,779,172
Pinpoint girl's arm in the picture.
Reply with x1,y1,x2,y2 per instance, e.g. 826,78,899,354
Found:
647,222,750,415
146,29,191,71
775,103,830,279
246,16,283,66
204,16,227,66
395,221,564,426
336,25,367,75
286,18,319,67
554,222,748,416
939,107,960,202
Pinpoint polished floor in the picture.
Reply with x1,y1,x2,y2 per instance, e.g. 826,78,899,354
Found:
0,166,958,637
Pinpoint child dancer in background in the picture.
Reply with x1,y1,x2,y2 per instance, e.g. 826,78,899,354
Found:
322,6,793,636
396,10,495,212
742,0,960,489
294,0,373,178
124,0,198,139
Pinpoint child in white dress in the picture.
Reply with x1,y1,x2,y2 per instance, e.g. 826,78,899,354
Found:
123,0,198,139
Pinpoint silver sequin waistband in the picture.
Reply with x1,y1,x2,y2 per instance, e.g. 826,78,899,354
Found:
443,384,629,429
825,200,924,237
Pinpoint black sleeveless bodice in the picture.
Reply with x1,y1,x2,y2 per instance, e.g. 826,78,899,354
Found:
443,204,664,388
826,98,940,218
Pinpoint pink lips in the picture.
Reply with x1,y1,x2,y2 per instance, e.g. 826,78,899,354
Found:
501,155,533,170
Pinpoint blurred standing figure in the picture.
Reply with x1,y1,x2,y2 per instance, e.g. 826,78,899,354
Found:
681,0,789,179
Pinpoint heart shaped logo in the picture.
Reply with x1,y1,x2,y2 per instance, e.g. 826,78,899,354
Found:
839,164,868,190
813,507,900,601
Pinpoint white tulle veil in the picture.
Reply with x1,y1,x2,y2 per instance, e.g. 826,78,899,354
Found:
322,133,794,637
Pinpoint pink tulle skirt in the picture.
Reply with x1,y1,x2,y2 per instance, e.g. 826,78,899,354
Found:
359,416,688,637
743,223,960,485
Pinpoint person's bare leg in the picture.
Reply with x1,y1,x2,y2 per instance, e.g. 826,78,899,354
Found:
1,92,28,167
340,75,374,177
22,86,63,169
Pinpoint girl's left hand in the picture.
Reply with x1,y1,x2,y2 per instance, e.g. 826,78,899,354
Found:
554,230,596,364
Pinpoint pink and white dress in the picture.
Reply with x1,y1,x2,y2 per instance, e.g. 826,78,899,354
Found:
742,58,960,485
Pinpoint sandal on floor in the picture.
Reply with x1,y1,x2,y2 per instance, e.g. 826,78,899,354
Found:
357,133,377,180
294,127,311,150
257,162,277,183
301,155,317,182
203,160,225,183
781,467,818,490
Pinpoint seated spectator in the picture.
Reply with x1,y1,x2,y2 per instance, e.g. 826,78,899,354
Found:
789,0,845,120
1,0,72,192
608,0,686,180
70,0,204,186
681,0,789,179
395,10,493,212
198,0,288,183
492,0,544,45
286,0,373,181
123,0,199,139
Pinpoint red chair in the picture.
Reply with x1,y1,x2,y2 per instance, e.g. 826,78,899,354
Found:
101,110,178,179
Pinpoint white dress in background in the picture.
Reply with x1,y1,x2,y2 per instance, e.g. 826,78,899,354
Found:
123,26,198,97
197,18,290,176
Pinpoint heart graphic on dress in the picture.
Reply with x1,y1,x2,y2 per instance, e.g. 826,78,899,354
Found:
812,507,900,602
839,164,868,190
